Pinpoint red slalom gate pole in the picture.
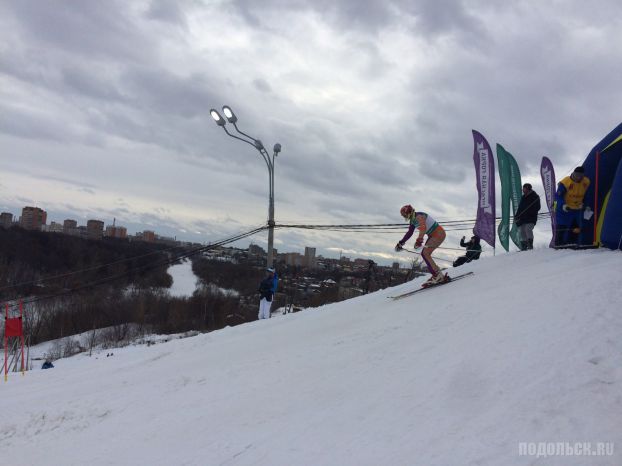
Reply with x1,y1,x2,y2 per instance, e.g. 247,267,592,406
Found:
4,303,8,382
20,300,25,375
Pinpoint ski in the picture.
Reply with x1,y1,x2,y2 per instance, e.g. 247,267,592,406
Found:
388,272,474,300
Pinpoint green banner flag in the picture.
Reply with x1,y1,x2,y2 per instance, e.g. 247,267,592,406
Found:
496,144,522,251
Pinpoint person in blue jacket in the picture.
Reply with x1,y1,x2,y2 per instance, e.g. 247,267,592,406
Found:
272,270,279,295
41,358,54,369
258,268,275,319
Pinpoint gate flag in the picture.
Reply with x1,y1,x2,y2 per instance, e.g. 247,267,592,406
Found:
472,130,496,248
496,144,522,251
540,156,556,247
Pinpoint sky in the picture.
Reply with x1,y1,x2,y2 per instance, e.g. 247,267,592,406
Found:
4,248,622,464
1,0,621,265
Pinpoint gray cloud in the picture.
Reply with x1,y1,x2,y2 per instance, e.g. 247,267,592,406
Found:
1,0,621,263
0,104,72,142
4,1,155,63
145,0,190,28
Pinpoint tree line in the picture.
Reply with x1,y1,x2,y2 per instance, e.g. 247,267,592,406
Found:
1,226,425,356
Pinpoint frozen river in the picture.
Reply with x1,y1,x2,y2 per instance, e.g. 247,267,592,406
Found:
167,260,198,297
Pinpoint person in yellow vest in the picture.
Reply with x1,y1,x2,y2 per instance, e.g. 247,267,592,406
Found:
555,166,590,247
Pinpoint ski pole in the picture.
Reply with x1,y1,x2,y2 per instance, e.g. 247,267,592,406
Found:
401,247,454,264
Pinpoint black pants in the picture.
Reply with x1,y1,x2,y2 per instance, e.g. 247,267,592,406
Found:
453,256,470,268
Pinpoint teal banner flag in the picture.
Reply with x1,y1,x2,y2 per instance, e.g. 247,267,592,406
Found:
496,144,522,250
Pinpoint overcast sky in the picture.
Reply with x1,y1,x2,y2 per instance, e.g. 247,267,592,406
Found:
1,0,621,265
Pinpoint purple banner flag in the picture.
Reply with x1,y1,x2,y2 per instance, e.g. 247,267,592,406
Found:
472,130,496,248
540,156,556,247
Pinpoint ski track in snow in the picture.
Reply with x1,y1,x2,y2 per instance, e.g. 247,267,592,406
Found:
1,248,621,465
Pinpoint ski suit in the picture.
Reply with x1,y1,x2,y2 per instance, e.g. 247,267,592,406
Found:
398,212,445,276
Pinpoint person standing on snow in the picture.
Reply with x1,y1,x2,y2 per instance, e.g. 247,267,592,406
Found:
395,204,449,286
258,268,275,319
514,183,541,250
555,166,590,247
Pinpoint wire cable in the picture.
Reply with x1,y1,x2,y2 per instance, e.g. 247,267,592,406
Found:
6,226,267,309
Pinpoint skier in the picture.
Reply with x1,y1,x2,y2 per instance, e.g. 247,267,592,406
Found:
395,204,449,286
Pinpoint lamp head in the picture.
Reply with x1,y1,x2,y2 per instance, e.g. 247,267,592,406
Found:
222,105,238,124
273,143,281,155
210,109,226,126
254,139,265,151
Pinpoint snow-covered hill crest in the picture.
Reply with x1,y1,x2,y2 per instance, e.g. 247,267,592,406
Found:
2,248,621,465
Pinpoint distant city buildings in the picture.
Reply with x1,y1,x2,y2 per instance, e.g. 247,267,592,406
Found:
63,219,77,234
248,244,265,257
284,252,303,267
105,224,127,239
143,230,155,242
2,206,405,271
19,206,47,230
304,247,316,268
86,220,104,240
45,221,64,233
2,207,159,243
0,212,13,228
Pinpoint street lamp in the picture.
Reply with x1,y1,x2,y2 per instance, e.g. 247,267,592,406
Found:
210,105,281,268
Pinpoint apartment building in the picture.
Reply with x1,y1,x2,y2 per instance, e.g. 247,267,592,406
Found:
19,206,47,230
63,219,78,235
87,220,104,240
135,230,156,242
0,212,13,228
105,225,128,239
45,221,64,233
304,247,316,268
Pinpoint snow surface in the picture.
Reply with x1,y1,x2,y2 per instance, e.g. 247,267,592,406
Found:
167,260,199,297
1,248,621,465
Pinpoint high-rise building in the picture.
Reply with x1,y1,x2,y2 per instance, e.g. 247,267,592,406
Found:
87,220,104,240
0,212,13,228
285,252,303,266
20,206,47,230
304,247,316,268
105,224,127,239
63,219,78,235
136,230,156,243
46,221,64,233
248,244,266,257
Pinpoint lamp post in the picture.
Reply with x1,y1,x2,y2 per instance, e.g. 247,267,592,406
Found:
210,106,281,268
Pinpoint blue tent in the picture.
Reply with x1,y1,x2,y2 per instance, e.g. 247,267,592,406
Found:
579,122,622,249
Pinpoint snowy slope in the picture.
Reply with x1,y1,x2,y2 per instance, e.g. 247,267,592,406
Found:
1,249,621,466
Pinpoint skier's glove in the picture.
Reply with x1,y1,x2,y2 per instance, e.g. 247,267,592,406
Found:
415,238,423,248
394,242,403,252
562,204,570,212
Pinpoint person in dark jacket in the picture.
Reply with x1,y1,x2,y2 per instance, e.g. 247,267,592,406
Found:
41,358,54,369
514,183,541,250
258,268,275,319
453,235,482,267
